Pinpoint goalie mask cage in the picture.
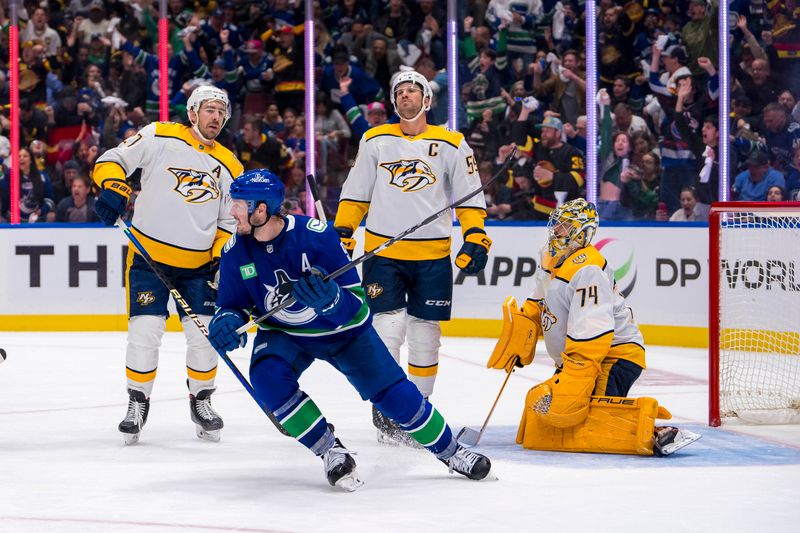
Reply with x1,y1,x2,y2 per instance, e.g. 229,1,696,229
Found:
709,202,800,426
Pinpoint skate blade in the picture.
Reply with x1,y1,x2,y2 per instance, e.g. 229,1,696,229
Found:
659,430,702,456
123,433,140,445
196,427,221,442
334,471,365,492
456,427,481,447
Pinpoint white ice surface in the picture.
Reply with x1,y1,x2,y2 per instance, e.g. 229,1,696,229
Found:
1,333,799,533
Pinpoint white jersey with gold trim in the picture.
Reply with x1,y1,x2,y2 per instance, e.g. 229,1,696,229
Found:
530,245,645,369
94,122,243,268
336,123,485,260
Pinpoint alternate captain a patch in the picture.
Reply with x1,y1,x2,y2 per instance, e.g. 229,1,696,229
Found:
380,159,437,192
168,166,221,203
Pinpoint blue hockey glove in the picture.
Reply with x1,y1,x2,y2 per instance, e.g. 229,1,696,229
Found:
291,267,342,315
94,188,128,226
208,310,247,352
455,228,492,274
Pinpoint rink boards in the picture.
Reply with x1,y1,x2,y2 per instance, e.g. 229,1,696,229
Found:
0,222,713,346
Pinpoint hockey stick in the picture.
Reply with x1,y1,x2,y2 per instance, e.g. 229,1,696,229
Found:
235,146,518,334
456,356,519,447
305,174,327,223
116,219,291,437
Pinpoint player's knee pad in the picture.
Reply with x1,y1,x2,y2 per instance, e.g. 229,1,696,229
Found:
182,315,218,394
406,317,440,397
249,355,299,411
373,309,408,363
126,315,166,395
517,394,673,456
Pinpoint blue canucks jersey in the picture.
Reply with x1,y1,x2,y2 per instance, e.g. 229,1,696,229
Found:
217,215,371,339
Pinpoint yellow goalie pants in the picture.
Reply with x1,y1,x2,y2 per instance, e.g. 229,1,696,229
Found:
517,395,672,456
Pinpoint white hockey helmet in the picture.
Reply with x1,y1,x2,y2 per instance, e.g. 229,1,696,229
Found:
186,85,231,127
390,70,432,118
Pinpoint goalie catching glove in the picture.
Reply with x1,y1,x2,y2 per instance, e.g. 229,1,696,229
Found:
487,296,539,372
456,227,492,274
529,354,600,428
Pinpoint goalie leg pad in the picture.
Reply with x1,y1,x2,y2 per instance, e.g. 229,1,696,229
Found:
517,393,673,456
530,356,600,428
487,296,540,370
406,316,441,398
125,315,166,397
372,309,408,364
183,315,218,395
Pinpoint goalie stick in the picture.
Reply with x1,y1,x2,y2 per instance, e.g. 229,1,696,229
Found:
117,219,291,437
235,147,518,334
456,356,518,447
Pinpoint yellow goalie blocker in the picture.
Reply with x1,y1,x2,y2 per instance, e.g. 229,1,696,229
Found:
486,296,671,456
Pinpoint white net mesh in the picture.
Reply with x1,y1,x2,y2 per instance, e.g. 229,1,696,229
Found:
717,209,800,424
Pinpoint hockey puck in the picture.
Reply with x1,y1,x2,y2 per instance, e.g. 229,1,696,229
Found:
0,348,6,363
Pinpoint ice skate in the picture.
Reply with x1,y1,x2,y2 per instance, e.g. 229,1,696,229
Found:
653,426,702,456
322,438,364,492
442,445,493,481
373,405,422,448
190,388,224,442
119,389,149,445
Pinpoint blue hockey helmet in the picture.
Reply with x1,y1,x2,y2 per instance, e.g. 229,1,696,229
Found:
230,169,285,216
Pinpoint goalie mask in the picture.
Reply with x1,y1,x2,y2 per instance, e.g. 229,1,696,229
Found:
390,70,432,122
546,199,599,261
186,85,231,140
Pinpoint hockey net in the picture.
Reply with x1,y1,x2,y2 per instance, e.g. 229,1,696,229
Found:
709,202,800,426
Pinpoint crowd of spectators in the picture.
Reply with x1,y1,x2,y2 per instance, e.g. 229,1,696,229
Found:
0,0,798,224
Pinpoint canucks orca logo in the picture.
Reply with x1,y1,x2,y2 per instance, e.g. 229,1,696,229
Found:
540,300,558,332
380,159,437,192
169,167,220,203
264,269,317,325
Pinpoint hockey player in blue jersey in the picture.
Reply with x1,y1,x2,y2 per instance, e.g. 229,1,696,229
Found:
208,169,492,491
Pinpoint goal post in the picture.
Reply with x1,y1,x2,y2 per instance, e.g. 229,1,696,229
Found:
709,202,800,426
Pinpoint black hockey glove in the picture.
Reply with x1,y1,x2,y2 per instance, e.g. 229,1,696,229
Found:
95,188,128,226
455,227,492,274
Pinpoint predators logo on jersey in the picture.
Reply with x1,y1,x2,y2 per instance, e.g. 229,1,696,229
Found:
168,167,220,203
380,159,437,192
540,300,558,332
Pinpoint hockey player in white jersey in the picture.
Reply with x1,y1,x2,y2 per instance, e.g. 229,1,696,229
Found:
487,199,700,456
93,86,244,444
333,70,491,444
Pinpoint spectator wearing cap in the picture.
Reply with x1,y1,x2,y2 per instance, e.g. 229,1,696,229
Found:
732,152,786,201
321,48,384,109
55,174,98,223
77,0,110,45
532,50,586,127
682,0,718,76
741,58,783,114
269,23,307,113
239,38,270,95
648,43,692,98
761,102,800,173
513,113,585,219
21,6,62,57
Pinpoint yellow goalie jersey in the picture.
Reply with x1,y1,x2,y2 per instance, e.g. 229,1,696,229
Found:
532,245,645,373
334,123,486,261
93,122,243,269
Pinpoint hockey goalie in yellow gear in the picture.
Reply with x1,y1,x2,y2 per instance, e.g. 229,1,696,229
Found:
487,199,700,456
